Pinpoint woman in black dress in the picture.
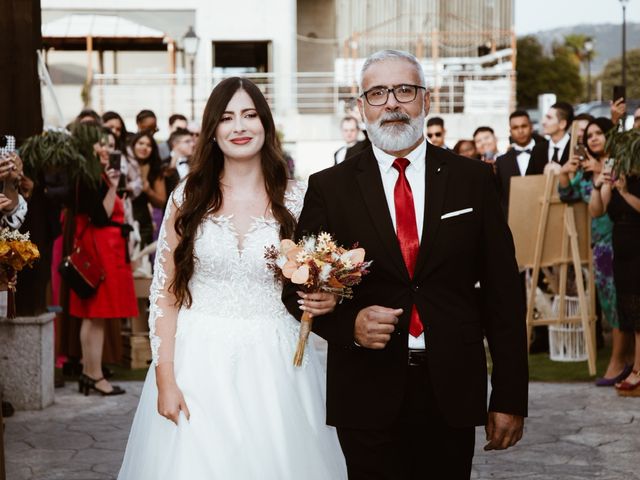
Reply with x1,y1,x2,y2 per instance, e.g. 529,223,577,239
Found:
592,168,640,396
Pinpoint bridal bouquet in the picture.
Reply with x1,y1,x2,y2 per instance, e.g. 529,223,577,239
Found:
265,232,371,366
0,228,40,318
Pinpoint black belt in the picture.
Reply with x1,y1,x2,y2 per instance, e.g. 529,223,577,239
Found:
408,349,427,367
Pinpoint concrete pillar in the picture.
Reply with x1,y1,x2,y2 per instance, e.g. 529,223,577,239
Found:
0,313,55,410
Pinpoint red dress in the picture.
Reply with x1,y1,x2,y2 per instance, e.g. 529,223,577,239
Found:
69,195,139,319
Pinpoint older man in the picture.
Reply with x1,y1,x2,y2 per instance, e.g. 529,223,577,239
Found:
283,50,528,479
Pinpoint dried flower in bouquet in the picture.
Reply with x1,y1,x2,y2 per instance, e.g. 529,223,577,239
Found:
265,232,371,366
0,228,40,318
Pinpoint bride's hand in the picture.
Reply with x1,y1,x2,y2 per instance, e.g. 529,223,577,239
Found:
156,366,190,425
297,291,338,317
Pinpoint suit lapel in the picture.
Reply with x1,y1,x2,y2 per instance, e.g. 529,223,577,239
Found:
356,150,408,280
414,146,448,278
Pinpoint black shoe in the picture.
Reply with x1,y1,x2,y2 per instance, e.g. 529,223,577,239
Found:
78,374,125,396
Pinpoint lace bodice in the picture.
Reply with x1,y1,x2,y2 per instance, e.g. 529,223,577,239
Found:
148,180,307,366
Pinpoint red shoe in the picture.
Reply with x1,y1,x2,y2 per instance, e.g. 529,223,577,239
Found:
616,370,640,397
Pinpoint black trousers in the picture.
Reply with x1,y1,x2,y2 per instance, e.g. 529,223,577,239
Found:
337,359,475,480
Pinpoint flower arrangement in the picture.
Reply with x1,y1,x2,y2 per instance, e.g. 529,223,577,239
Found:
265,232,371,366
0,228,40,318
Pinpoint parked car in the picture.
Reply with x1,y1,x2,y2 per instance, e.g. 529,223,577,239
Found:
574,100,640,129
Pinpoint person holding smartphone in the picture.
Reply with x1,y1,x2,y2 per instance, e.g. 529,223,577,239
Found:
559,117,634,386
590,122,640,396
68,125,138,397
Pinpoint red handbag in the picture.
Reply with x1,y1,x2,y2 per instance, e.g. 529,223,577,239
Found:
59,223,105,299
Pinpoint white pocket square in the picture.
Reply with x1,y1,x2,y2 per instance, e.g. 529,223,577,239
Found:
441,208,473,220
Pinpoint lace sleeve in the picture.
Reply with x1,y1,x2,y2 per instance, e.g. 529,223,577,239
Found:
285,180,308,221
149,181,185,366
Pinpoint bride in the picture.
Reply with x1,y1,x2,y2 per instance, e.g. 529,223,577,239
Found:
118,78,347,479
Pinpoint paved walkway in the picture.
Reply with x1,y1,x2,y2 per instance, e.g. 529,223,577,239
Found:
3,381,640,479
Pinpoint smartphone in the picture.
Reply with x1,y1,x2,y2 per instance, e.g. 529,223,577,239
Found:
603,157,615,173
0,135,16,156
574,144,588,162
613,85,626,102
108,151,122,171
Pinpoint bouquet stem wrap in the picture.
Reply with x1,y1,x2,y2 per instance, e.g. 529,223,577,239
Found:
293,310,313,367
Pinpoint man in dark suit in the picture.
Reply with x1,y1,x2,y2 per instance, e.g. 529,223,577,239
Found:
282,49,528,480
529,101,574,171
495,110,540,217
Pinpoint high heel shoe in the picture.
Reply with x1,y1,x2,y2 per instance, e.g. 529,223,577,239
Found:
616,370,640,397
595,364,633,387
79,374,126,396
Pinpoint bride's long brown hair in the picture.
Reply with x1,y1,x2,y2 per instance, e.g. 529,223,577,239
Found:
170,77,296,308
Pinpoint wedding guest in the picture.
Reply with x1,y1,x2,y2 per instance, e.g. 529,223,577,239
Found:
473,126,499,165
0,152,27,229
69,126,137,396
168,128,195,181
558,117,632,386
425,116,447,148
129,131,166,248
495,111,541,216
453,139,478,159
77,109,102,125
158,113,189,161
102,111,130,153
530,102,574,168
591,155,640,396
334,116,360,165
135,110,158,134
573,113,595,145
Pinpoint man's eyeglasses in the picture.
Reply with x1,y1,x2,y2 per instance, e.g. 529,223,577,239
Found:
427,132,443,138
361,84,426,106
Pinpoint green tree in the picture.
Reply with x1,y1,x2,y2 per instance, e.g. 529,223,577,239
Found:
516,36,584,108
598,48,640,100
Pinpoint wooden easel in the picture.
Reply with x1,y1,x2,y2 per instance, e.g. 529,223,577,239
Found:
509,172,597,375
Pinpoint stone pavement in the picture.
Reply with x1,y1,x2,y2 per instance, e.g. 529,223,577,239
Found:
3,381,640,479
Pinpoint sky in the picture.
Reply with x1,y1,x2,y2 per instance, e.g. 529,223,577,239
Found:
515,0,640,34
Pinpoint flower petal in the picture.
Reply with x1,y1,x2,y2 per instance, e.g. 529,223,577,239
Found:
291,265,310,284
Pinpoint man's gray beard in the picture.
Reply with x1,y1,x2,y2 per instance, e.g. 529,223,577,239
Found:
365,111,425,152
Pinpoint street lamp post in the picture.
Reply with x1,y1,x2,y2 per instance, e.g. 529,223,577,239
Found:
584,39,594,102
619,0,629,92
182,26,200,121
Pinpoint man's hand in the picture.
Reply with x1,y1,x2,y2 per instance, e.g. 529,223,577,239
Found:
354,305,402,349
484,411,524,451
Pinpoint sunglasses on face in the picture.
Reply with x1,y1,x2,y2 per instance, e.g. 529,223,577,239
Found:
427,132,442,138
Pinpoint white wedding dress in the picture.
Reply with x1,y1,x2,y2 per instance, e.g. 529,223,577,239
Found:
118,181,347,480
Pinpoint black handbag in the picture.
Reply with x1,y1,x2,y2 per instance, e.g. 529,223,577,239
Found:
59,222,105,299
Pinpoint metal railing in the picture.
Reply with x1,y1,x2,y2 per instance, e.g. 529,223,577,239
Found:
91,68,515,119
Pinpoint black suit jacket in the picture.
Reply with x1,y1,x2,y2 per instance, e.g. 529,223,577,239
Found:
282,144,528,429
495,148,545,217
529,137,570,172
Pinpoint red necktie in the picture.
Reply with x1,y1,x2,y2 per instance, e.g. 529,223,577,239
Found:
392,158,423,338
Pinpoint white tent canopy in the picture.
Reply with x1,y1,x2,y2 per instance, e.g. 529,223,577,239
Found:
42,14,167,40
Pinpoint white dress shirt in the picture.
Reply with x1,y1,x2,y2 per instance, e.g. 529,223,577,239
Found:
547,132,570,163
514,139,535,176
175,156,190,180
372,140,427,349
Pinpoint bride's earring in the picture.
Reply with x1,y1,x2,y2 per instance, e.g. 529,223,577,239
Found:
212,137,217,144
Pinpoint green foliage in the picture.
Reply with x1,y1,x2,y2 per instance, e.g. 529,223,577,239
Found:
598,48,640,100
516,36,584,108
606,127,640,176
20,123,104,188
